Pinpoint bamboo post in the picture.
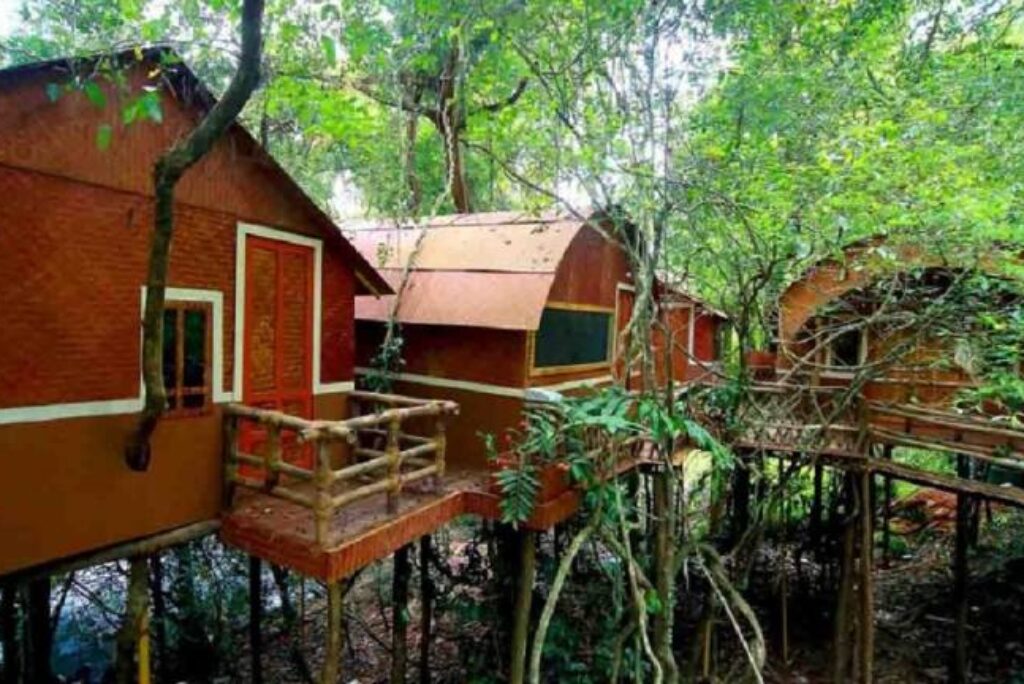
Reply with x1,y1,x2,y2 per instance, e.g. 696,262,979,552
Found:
315,442,332,546
434,414,447,489
322,581,344,684
264,424,281,492
223,413,239,507
386,416,401,514
249,556,264,684
509,530,536,684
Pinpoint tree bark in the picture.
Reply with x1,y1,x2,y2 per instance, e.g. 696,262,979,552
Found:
115,557,150,684
652,469,679,684
509,530,536,684
149,554,167,683
126,0,266,470
390,545,412,684
249,556,264,684
418,536,433,684
270,566,316,684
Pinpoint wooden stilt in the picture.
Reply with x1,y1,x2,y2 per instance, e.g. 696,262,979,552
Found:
418,535,434,684
138,605,151,684
832,476,856,684
24,575,52,684
322,581,344,684
1,580,21,684
390,545,412,684
951,454,971,684
249,556,264,684
859,469,874,684
509,530,536,684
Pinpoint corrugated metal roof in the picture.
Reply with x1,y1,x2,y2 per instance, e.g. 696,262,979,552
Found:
347,210,595,330
357,270,555,330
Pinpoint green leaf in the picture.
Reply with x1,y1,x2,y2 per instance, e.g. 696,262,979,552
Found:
321,36,337,67
96,124,112,151
44,83,60,103
83,81,106,109
141,92,163,123
644,589,663,615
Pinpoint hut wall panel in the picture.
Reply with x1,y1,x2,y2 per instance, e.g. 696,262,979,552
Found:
545,225,630,307
356,322,527,388
0,409,223,574
0,66,322,235
389,380,524,471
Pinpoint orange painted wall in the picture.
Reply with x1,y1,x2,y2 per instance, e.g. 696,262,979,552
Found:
0,62,361,574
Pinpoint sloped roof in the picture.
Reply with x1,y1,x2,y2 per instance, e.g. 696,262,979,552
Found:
0,46,391,296
346,210,596,330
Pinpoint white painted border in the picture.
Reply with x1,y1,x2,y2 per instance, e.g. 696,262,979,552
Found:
354,367,616,399
0,286,230,426
234,222,346,397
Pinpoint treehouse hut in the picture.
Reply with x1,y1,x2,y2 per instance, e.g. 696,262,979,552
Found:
0,49,398,577
349,210,727,473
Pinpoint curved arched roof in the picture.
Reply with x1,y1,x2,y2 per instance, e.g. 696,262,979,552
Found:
346,210,597,330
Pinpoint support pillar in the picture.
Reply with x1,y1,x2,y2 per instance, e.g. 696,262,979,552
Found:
390,545,411,684
249,556,263,684
24,576,52,684
418,536,434,684
951,454,971,684
322,581,344,684
859,469,874,684
1,580,21,684
115,556,150,684
509,530,536,684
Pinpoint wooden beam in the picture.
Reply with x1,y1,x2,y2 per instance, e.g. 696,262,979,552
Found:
4,520,220,585
322,581,344,684
249,556,264,684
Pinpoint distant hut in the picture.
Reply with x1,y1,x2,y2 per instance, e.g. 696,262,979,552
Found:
349,210,727,471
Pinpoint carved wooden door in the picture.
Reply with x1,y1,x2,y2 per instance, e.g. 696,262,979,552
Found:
242,235,315,471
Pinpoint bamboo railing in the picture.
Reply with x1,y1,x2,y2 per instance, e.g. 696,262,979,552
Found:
223,391,459,545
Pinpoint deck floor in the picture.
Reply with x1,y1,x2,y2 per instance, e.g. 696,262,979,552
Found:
220,469,596,581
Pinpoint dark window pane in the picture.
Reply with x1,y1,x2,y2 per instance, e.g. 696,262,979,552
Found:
162,309,177,393
183,309,207,389
831,329,862,367
534,308,611,368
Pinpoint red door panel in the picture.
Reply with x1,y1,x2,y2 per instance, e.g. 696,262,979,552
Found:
241,236,315,475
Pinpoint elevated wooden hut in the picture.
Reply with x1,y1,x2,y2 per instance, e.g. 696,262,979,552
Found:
0,49,392,576
350,210,727,471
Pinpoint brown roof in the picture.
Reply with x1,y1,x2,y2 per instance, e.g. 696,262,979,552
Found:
0,46,392,296
346,210,596,330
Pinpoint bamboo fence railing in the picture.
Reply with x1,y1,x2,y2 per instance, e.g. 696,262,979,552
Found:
223,390,459,545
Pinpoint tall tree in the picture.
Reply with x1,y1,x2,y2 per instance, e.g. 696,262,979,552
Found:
126,0,267,469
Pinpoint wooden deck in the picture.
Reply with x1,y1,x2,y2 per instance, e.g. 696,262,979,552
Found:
221,472,599,581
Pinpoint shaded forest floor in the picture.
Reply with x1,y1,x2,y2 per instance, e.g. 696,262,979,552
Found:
51,506,1024,683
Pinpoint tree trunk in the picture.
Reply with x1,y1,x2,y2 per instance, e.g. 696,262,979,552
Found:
390,545,412,684
270,566,315,684
249,556,264,684
24,577,51,684
149,554,167,683
1,581,21,684
509,530,536,684
652,469,679,684
126,0,266,470
418,536,434,684
115,557,150,684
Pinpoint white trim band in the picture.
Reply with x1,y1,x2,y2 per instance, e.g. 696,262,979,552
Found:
354,367,617,398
